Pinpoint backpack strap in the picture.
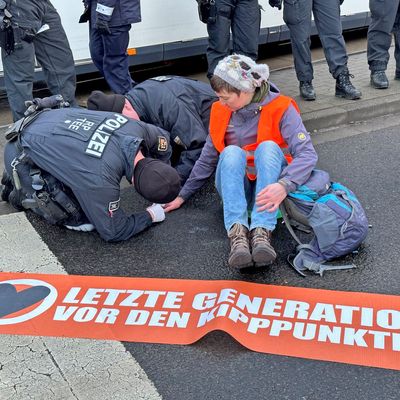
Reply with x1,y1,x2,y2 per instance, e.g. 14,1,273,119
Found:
279,201,303,246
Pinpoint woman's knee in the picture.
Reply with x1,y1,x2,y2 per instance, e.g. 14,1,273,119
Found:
255,140,283,158
219,145,246,168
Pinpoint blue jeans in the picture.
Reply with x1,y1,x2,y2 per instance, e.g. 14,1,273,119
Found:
215,142,287,232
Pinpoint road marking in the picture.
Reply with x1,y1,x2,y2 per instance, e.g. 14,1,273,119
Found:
0,212,162,400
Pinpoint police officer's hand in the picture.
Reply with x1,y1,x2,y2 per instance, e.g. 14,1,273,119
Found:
146,204,165,223
268,0,282,10
163,196,184,213
79,6,90,23
95,17,111,35
256,183,287,213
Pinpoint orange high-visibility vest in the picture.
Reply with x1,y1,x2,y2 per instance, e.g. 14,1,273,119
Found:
209,94,300,180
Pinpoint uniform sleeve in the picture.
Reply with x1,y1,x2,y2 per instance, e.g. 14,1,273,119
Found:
168,108,209,183
178,135,219,200
279,104,318,192
175,147,203,183
72,186,153,242
139,122,173,163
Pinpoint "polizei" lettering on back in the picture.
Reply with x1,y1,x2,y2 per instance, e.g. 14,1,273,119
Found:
85,114,128,158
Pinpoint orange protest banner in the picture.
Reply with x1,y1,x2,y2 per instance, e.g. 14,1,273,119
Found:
1,272,400,370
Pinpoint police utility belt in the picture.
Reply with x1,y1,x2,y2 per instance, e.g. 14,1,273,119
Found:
5,101,83,226
196,0,216,24
0,0,36,55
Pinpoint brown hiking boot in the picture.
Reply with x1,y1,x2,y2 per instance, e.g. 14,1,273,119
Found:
228,223,252,269
250,228,277,267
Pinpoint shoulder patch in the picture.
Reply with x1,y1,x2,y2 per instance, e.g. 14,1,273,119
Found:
108,199,120,213
297,132,307,141
158,136,168,152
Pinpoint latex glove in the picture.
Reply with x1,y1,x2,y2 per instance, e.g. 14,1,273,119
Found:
163,196,184,213
95,17,111,35
65,223,95,232
269,0,282,10
146,204,165,223
256,182,287,213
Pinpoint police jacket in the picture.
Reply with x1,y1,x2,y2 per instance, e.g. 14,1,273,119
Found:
84,0,141,27
125,76,218,183
4,0,55,32
19,108,172,242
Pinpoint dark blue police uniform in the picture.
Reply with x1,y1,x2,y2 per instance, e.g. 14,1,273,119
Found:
4,108,172,242
367,0,400,76
83,0,141,94
125,76,218,182
1,0,76,121
205,0,261,78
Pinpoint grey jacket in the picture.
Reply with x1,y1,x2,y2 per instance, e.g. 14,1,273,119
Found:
179,83,318,200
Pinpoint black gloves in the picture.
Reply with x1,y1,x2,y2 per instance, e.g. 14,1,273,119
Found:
340,0,344,4
79,6,90,23
269,0,282,10
95,17,111,35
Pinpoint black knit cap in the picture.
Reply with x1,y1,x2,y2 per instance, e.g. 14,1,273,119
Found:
133,158,181,203
87,90,125,113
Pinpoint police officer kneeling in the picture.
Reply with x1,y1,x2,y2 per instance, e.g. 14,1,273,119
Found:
1,98,181,242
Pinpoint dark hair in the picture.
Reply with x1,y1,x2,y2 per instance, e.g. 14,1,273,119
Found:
210,75,241,95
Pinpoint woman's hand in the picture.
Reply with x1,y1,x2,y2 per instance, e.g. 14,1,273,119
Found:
163,196,185,212
256,183,287,212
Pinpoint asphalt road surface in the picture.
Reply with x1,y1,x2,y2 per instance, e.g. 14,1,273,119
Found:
1,113,400,399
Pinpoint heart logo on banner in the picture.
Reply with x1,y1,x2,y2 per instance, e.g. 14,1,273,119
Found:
0,283,51,318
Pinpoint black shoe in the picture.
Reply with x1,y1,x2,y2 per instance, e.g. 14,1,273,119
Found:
299,81,316,101
395,72,400,80
370,70,389,89
335,69,362,100
0,170,13,202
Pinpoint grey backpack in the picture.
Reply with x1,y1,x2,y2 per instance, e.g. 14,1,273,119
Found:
280,169,369,276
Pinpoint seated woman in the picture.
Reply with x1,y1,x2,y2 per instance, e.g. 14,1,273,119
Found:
164,54,318,270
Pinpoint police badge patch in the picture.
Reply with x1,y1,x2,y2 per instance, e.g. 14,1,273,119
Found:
158,136,168,152
108,199,120,213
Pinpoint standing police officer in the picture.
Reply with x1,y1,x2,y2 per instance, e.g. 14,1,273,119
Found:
0,0,76,121
2,104,181,242
196,0,261,79
269,0,361,101
79,0,141,94
86,76,218,182
367,0,400,89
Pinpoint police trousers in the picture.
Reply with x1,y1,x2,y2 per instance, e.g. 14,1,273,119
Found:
367,0,400,73
283,0,348,82
89,24,133,94
206,0,261,78
1,1,76,121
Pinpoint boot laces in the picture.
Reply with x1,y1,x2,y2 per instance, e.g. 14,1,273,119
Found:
229,224,249,250
300,81,313,89
251,227,271,246
338,71,355,86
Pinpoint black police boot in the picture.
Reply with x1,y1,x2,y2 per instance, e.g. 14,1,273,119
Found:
299,81,316,101
370,70,389,89
1,170,13,202
335,69,362,100
395,71,400,80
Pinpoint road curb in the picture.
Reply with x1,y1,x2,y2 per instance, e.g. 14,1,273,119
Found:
302,93,400,133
